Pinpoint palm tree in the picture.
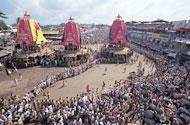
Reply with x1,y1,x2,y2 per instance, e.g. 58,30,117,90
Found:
0,11,8,30
0,11,7,19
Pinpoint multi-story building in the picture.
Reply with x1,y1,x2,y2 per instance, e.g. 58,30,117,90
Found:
127,19,190,65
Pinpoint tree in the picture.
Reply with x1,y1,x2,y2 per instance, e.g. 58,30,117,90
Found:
0,11,8,30
0,22,9,30
0,11,7,19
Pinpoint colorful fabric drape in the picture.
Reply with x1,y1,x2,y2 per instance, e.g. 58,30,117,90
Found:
110,15,128,45
62,19,81,48
16,13,46,46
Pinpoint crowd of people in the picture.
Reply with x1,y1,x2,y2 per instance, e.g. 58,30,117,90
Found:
0,61,96,124
81,27,110,44
0,41,190,125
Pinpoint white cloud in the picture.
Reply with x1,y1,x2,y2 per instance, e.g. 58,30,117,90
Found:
1,0,190,25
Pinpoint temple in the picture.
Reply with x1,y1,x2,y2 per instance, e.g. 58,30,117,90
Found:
16,12,46,47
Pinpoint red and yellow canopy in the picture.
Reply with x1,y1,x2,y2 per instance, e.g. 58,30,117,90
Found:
16,12,46,46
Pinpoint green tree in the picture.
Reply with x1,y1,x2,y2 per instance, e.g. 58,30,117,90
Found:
0,11,8,30
0,11,7,19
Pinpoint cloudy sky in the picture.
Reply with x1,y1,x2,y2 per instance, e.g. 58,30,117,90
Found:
1,0,190,25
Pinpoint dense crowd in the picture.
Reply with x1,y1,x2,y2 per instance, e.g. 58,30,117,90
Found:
129,37,167,54
0,61,95,124
0,42,190,125
81,28,110,44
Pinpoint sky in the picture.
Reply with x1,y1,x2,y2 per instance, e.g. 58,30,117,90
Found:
0,0,190,25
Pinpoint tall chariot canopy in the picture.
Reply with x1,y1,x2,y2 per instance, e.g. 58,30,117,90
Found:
110,14,128,46
16,11,46,46
62,17,81,50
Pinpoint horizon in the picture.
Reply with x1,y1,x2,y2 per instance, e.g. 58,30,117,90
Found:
1,0,190,25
